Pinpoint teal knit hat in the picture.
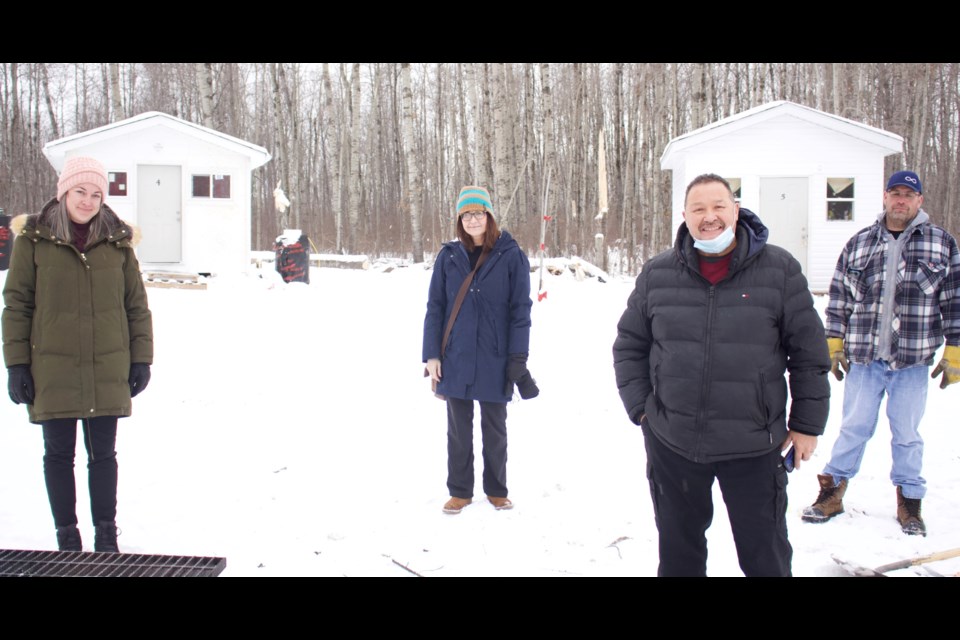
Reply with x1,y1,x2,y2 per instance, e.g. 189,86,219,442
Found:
456,186,493,217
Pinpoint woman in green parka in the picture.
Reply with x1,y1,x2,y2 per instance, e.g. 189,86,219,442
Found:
2,156,153,553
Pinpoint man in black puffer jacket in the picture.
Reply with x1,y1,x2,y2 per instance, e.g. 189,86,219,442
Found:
613,174,830,576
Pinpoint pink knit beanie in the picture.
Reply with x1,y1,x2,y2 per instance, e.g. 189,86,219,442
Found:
57,156,109,202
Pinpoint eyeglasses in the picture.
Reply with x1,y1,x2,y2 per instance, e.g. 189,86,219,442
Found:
460,211,487,221
887,190,919,200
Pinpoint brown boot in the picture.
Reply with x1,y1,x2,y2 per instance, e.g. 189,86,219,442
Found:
487,496,514,510
801,474,848,523
896,487,927,536
442,497,472,515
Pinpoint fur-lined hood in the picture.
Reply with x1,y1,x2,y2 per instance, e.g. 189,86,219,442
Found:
12,198,141,248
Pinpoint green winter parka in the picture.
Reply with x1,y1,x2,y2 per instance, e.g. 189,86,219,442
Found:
2,199,153,423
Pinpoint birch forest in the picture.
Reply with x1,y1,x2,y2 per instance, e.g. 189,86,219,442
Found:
2,63,958,272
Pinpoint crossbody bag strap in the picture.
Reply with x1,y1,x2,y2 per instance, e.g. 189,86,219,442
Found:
440,249,489,357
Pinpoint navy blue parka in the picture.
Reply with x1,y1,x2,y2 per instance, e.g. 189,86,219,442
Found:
423,231,532,403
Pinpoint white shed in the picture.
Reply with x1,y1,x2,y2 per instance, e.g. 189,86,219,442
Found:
660,100,903,292
43,111,271,275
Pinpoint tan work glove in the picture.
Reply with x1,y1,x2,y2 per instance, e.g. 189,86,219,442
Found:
931,345,960,389
828,337,849,381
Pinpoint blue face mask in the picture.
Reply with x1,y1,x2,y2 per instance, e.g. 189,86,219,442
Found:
693,225,736,254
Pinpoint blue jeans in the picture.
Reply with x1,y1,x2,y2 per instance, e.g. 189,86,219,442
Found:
823,361,927,499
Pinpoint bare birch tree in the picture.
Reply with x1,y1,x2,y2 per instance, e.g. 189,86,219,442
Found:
197,63,215,129
401,63,424,263
109,63,123,122
346,63,362,251
492,63,511,229
540,63,557,254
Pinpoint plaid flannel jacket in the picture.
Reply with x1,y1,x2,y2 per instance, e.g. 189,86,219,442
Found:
826,215,960,369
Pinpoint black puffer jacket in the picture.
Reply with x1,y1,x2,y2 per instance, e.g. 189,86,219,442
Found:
613,208,830,463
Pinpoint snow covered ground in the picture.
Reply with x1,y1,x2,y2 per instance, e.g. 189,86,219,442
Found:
1,261,958,577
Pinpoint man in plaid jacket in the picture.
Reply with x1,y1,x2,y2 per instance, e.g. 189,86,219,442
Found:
802,171,960,536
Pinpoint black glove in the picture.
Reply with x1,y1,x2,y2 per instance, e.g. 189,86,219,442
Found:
504,354,540,399
8,364,35,405
129,363,151,398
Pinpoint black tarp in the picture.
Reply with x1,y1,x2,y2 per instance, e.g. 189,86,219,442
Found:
274,233,310,284
0,213,12,271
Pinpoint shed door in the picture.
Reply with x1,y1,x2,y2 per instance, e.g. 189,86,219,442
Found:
759,177,808,273
138,165,181,263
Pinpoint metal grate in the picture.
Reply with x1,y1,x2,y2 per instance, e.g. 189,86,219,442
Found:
0,549,226,577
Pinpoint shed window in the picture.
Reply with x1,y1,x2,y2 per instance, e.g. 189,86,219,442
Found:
213,175,231,198
108,172,127,197
827,178,854,221
192,174,231,199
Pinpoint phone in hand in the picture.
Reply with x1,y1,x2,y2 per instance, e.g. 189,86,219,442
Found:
782,446,796,473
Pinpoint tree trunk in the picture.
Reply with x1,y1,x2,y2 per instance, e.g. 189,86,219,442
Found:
40,64,60,138
401,63,424,263
321,63,340,252
197,63,215,129
456,63,471,190
492,63,511,229
109,63,123,122
540,63,556,256
271,63,290,233
347,63,362,251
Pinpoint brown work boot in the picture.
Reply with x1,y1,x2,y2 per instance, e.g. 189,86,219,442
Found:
896,487,927,536
801,474,848,523
442,497,472,515
487,496,514,510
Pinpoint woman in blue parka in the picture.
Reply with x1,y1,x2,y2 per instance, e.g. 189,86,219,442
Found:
423,186,537,515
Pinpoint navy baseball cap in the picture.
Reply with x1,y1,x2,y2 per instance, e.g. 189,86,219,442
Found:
886,171,922,194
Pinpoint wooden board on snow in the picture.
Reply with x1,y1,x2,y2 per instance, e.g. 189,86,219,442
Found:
832,547,960,577
143,271,207,290
310,254,370,270
250,253,371,270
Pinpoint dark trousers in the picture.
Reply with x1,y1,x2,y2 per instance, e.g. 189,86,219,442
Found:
642,425,792,577
446,398,508,499
42,417,119,527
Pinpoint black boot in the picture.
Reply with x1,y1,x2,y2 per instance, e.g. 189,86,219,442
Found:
94,521,120,553
56,524,83,551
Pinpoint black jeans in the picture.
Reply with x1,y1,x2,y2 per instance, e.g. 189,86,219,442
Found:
446,398,508,499
642,424,792,577
42,416,119,527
